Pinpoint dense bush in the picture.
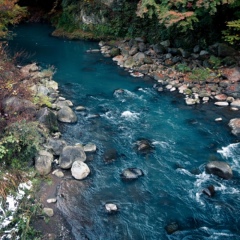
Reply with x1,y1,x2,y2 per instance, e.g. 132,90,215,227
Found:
0,121,43,168
0,0,27,38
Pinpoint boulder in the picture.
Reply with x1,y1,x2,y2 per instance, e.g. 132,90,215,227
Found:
123,56,135,68
202,185,215,197
35,150,53,175
52,169,64,178
57,106,77,123
3,97,36,116
75,106,86,111
153,43,166,54
133,52,146,63
205,161,233,179
56,99,74,109
36,107,58,132
231,100,240,109
215,94,227,101
120,168,144,181
104,148,118,162
218,43,237,57
105,203,118,213
43,207,54,217
165,222,179,234
46,138,67,155
45,80,58,91
20,63,38,77
135,139,154,154
214,101,229,106
37,86,50,96
129,46,138,56
59,145,86,169
83,143,97,153
110,47,120,57
229,118,240,136
138,42,146,52
47,198,57,203
71,160,90,180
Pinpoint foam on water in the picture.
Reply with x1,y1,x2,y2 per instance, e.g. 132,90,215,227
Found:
218,142,240,168
121,110,139,121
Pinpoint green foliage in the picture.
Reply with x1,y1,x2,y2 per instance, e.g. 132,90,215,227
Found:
56,5,78,32
209,55,222,69
175,63,191,73
33,94,52,108
223,19,240,45
0,121,43,168
16,198,42,239
0,0,27,38
136,0,238,32
189,68,212,82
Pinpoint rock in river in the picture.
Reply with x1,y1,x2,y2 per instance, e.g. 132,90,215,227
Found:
135,139,154,154
57,106,78,123
120,168,144,181
202,185,215,197
59,145,86,169
105,203,118,213
229,118,240,136
165,221,179,234
71,160,90,180
205,161,233,179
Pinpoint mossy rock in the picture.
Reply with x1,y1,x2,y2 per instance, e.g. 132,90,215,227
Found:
110,47,120,57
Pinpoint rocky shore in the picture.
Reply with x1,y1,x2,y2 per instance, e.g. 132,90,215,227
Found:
97,38,240,136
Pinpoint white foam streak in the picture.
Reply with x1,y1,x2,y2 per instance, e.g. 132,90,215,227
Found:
217,142,240,168
121,111,139,121
195,172,210,188
152,141,169,149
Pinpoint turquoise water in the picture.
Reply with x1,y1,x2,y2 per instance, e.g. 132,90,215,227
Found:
9,23,240,239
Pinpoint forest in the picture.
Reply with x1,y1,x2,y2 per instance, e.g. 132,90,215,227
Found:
0,0,240,47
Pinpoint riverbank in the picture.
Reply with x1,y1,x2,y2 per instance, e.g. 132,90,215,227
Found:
96,38,240,136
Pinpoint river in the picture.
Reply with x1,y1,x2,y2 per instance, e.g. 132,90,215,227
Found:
9,23,240,240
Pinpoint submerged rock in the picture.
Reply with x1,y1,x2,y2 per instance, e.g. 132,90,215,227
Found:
135,139,154,154
71,160,90,180
104,148,118,163
165,221,179,234
120,168,144,181
205,161,233,179
202,185,215,197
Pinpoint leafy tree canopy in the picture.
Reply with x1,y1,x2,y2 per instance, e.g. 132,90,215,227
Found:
136,0,238,31
0,0,27,38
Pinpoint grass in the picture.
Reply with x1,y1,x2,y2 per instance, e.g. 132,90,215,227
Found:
0,170,28,199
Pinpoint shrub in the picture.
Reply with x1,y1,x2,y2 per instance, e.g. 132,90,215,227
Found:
0,121,44,168
175,63,191,73
189,68,212,82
